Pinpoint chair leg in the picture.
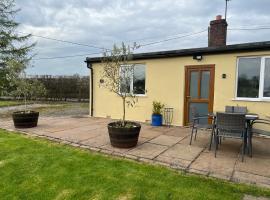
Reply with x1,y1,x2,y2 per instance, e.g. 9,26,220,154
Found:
190,126,195,145
214,134,218,158
241,137,245,162
194,128,198,140
249,133,253,157
209,127,215,150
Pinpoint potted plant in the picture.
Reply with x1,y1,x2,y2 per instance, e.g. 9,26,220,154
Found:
100,43,141,148
152,101,164,126
5,60,46,128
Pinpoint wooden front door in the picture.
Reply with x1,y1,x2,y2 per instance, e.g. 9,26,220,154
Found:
184,65,215,126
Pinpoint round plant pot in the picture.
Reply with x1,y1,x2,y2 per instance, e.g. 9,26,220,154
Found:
12,111,39,128
107,121,141,148
151,114,163,126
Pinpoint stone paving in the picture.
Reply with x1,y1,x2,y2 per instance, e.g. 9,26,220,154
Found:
1,116,270,189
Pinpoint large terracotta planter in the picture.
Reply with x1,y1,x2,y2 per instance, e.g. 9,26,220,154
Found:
107,121,141,148
12,111,39,128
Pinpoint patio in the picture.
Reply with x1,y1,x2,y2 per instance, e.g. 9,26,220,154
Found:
0,116,270,188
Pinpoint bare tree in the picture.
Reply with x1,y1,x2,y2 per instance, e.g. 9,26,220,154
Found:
100,43,139,127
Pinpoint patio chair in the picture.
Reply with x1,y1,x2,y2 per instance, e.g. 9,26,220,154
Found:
225,106,234,113
189,106,215,150
215,112,247,162
234,106,248,114
225,106,247,114
250,118,270,157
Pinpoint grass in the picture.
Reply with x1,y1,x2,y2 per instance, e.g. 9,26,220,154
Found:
0,130,269,200
0,100,24,107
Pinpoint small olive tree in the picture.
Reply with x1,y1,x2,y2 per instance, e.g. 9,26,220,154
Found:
100,43,139,127
4,59,46,112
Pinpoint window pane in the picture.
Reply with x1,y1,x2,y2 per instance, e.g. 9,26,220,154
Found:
133,64,145,94
264,59,270,97
237,58,261,98
201,71,210,99
190,71,199,98
120,66,132,93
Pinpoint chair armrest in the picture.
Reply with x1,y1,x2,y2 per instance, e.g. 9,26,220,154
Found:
193,115,211,120
252,118,270,125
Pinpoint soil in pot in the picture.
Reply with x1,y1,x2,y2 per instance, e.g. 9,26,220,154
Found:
107,121,141,148
12,111,39,128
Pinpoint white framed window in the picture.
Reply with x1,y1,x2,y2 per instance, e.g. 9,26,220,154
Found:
119,64,146,96
236,56,270,101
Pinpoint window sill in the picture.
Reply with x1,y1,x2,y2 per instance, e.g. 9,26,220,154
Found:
116,93,147,97
232,98,270,102
134,94,147,97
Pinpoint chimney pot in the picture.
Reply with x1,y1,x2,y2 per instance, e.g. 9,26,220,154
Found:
216,15,222,20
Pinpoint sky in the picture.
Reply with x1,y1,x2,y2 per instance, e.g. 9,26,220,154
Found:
14,0,270,76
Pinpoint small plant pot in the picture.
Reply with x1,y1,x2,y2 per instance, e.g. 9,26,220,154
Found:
152,114,163,126
12,111,39,128
107,121,141,148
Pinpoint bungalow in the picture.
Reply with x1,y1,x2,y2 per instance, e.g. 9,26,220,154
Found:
85,15,270,126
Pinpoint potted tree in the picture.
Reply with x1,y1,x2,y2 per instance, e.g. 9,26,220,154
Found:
100,43,141,148
5,60,46,128
152,101,164,126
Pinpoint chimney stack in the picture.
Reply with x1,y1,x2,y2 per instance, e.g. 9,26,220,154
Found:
208,15,228,47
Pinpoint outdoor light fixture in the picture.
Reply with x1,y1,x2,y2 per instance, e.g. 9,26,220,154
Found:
193,54,203,61
222,74,227,79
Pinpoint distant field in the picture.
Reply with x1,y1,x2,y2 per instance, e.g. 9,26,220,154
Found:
0,100,24,107
0,101,89,118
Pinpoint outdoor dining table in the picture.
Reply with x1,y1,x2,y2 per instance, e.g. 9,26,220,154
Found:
208,113,259,156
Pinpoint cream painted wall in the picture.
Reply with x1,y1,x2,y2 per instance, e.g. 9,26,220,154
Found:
90,50,270,126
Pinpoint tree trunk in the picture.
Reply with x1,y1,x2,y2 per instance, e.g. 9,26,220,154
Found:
122,97,126,126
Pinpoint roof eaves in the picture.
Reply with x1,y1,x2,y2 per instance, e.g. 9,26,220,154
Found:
85,41,270,63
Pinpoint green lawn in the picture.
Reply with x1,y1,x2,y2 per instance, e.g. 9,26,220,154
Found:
0,130,269,200
0,100,24,107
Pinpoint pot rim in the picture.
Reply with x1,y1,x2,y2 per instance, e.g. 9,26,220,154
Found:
152,113,162,116
13,110,39,115
108,121,141,128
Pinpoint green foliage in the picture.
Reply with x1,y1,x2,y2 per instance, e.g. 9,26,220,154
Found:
0,0,35,94
0,130,269,200
152,101,165,115
101,43,140,126
2,60,46,111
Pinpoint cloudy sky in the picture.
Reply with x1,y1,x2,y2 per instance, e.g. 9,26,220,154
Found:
15,0,270,76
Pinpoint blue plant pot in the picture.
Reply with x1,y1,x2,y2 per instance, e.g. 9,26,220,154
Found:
152,114,163,126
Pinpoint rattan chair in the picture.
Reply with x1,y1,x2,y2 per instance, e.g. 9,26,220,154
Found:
225,106,247,114
250,119,270,157
215,112,247,162
225,106,234,113
234,106,248,114
189,106,215,150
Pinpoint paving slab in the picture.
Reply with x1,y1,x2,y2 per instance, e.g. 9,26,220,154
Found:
158,143,204,162
55,130,101,143
180,131,210,149
148,135,183,146
127,143,168,159
190,151,237,180
235,156,270,178
233,171,270,188
80,135,110,148
140,129,163,139
251,137,270,158
165,127,191,137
